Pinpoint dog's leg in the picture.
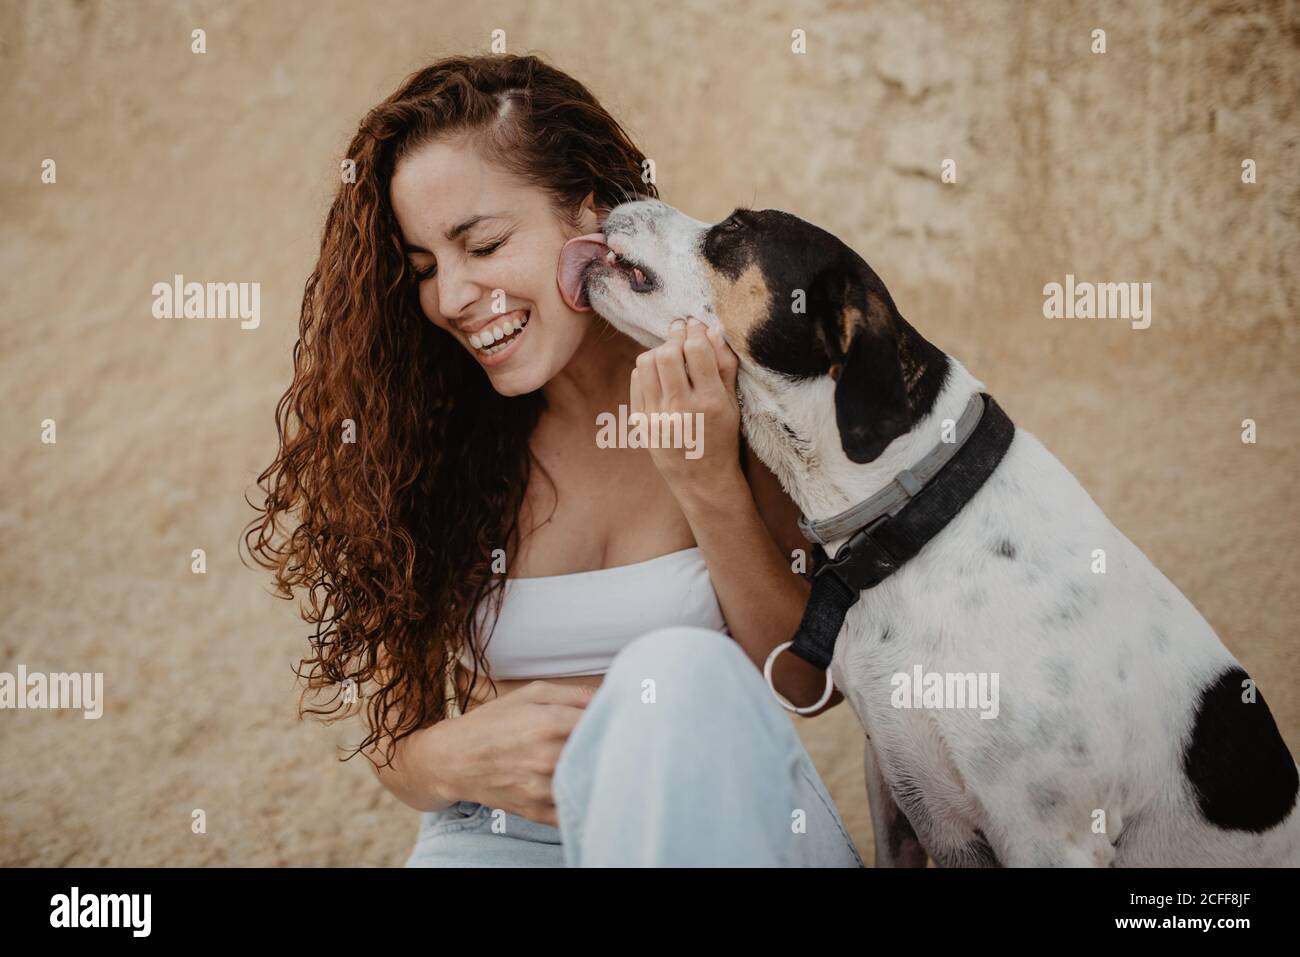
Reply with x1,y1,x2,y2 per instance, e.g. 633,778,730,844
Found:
864,735,928,867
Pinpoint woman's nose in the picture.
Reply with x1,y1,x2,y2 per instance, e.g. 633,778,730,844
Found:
436,262,483,324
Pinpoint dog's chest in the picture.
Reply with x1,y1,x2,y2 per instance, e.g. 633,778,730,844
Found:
823,434,1233,839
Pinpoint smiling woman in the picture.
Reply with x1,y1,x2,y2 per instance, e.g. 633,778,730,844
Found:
244,52,660,769
242,53,857,868
388,138,593,387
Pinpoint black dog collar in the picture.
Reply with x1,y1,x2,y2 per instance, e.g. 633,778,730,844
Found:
797,392,988,547
763,393,1016,713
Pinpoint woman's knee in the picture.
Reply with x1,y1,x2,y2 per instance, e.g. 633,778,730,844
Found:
602,626,758,700
554,628,744,810
614,625,740,670
586,625,803,767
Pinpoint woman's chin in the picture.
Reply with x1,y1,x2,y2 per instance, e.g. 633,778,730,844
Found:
480,351,549,396
487,374,537,397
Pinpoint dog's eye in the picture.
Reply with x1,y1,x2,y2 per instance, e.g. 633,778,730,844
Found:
721,215,744,232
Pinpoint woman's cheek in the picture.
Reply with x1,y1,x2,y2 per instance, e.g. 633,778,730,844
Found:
418,284,442,326
491,250,536,301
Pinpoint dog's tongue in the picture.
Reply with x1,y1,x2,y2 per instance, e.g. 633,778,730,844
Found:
557,232,609,312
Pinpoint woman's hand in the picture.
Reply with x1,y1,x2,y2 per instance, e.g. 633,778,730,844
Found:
629,317,743,508
443,680,594,827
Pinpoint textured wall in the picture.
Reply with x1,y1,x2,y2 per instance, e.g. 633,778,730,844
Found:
1,0,1296,865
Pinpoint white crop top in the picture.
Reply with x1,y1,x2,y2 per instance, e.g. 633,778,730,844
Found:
457,546,730,679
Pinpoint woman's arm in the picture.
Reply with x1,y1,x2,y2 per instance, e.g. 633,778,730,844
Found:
675,444,845,716
364,660,592,825
367,720,459,813
744,439,846,715
364,649,459,812
631,317,843,716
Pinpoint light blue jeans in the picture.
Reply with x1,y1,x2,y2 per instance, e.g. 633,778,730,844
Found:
403,626,864,867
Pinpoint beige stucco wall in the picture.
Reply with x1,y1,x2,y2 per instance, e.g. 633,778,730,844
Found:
1,0,1295,865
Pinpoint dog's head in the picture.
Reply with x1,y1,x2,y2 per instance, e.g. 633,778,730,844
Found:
559,199,948,466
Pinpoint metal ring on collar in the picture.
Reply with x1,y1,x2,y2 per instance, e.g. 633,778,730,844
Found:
763,640,836,715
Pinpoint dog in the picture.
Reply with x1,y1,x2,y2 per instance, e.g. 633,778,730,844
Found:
558,199,1300,867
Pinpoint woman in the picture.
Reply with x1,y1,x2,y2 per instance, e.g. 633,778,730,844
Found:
244,53,862,867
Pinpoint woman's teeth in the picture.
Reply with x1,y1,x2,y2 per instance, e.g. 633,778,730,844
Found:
469,313,529,353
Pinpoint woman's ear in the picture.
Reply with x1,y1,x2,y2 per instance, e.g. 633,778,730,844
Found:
813,266,912,464
577,191,602,232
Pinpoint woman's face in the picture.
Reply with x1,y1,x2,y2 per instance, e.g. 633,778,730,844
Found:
390,137,600,396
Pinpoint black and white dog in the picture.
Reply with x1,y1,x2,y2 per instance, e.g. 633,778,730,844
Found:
559,199,1300,867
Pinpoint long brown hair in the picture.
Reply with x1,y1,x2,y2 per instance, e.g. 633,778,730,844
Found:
242,54,658,765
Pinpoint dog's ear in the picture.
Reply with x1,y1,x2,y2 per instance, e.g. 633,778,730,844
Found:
812,265,912,464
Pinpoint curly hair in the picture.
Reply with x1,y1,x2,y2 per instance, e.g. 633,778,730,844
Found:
241,53,658,767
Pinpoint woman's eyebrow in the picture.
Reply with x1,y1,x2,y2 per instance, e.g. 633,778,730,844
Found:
403,212,509,254
445,212,508,241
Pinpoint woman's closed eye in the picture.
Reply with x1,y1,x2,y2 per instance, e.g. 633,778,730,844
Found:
410,236,510,282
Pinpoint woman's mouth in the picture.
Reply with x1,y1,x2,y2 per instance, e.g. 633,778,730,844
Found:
467,310,530,365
